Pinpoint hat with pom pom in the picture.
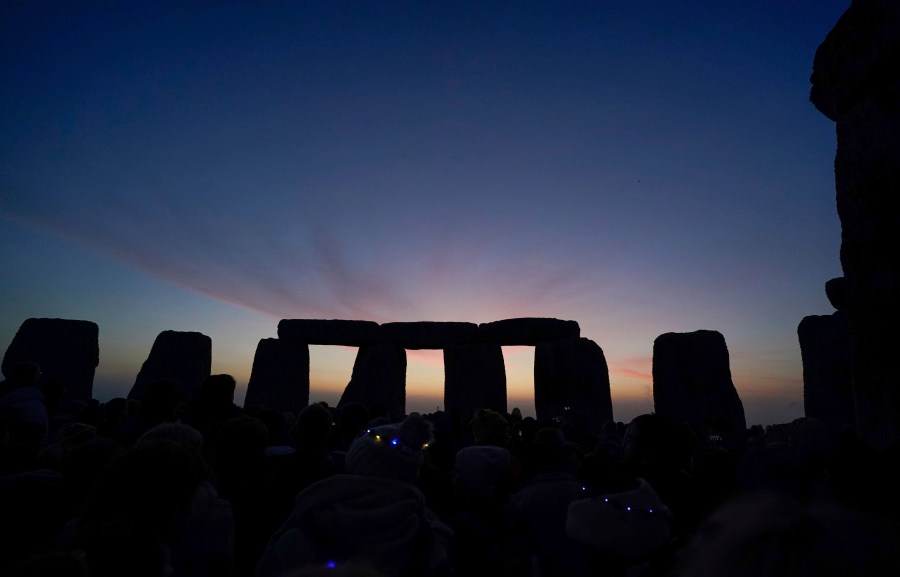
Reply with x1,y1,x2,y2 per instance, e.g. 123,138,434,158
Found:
345,413,433,483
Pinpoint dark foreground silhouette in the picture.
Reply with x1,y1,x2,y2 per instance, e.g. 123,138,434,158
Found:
2,363,900,577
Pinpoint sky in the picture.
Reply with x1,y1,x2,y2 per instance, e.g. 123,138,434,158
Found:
1,1,849,426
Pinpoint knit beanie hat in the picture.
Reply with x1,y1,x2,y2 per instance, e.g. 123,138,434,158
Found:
566,479,671,561
454,445,511,498
345,413,433,483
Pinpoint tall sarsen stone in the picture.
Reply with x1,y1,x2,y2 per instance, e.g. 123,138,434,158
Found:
2,318,99,402
129,331,211,401
652,330,746,445
534,337,612,433
245,338,309,412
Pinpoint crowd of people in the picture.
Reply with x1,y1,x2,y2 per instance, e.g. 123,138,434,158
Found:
2,361,899,577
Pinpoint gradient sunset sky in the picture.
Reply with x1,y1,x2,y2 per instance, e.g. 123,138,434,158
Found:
1,1,849,425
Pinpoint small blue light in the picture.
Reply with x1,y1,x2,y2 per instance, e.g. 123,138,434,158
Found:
391,438,399,446
326,561,337,569
649,509,654,513
603,498,609,502
626,506,632,511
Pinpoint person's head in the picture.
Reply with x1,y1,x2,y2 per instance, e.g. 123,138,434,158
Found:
470,408,510,447
137,422,204,453
454,445,511,499
293,403,333,453
345,413,433,483
88,439,206,540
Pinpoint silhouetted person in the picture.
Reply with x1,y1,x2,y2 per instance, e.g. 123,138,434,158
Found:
209,415,269,577
183,374,241,451
567,451,671,577
623,414,700,538
0,361,48,449
64,438,209,576
449,445,514,577
257,413,451,577
507,427,587,577
678,493,900,577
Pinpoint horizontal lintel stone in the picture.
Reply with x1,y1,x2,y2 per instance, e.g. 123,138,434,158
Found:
477,318,580,345
278,319,380,346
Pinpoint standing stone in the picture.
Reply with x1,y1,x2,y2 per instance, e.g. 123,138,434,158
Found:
338,344,406,418
810,0,900,449
534,337,612,433
245,339,309,412
1,318,99,402
798,313,854,430
129,331,211,401
444,343,507,424
478,318,580,345
652,330,746,445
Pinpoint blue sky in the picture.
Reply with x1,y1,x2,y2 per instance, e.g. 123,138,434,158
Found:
1,1,848,425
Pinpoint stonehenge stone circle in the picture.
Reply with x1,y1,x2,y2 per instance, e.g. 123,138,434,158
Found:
652,330,746,445
128,331,212,401
798,312,854,430
810,0,900,449
444,343,507,423
339,344,407,418
1,318,99,402
534,337,613,433
245,338,310,412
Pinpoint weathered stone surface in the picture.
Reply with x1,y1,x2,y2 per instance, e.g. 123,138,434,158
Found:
278,319,380,346
798,313,854,430
811,0,900,449
128,331,211,401
338,344,406,418
534,337,612,433
825,277,849,311
377,322,478,350
244,339,309,412
477,318,580,345
652,330,747,445
444,343,507,424
1,318,99,402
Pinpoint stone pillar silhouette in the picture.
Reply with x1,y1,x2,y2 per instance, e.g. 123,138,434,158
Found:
534,337,612,433
129,331,212,401
810,0,900,449
1,318,99,402
444,343,506,424
339,344,406,418
798,278,854,430
652,330,746,446
245,338,309,412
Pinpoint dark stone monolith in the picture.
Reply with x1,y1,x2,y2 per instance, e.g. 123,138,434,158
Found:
652,330,746,446
278,319,380,346
478,318,580,345
244,339,309,412
825,277,849,311
534,337,612,433
378,322,478,349
811,0,900,449
444,343,507,424
1,318,99,402
339,344,406,418
798,313,854,430
129,331,211,401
